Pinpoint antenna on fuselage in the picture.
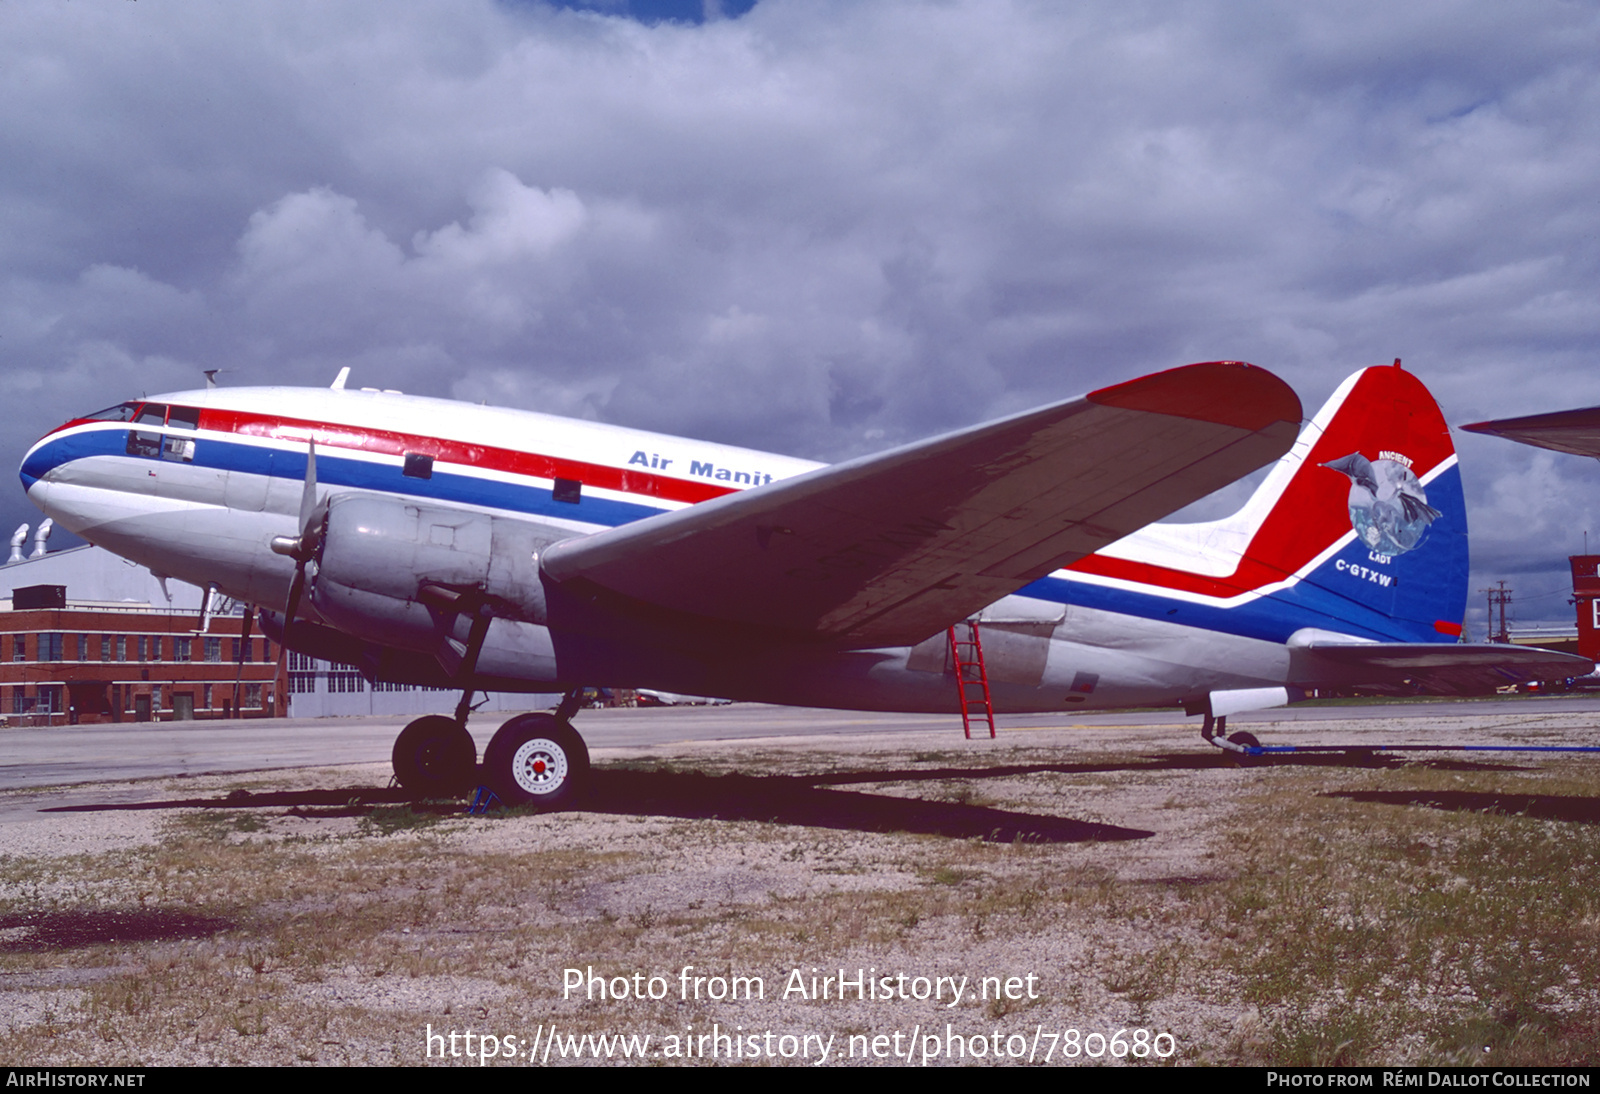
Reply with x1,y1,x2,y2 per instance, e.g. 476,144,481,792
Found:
203,369,226,389
330,367,350,391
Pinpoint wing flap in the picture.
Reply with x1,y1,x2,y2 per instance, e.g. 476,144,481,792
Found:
542,361,1303,646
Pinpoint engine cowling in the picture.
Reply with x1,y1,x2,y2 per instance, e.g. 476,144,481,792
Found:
306,493,567,652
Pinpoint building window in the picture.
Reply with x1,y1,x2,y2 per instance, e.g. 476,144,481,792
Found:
117,636,127,662
12,636,26,663
151,685,162,711
38,686,62,714
203,684,213,709
137,636,147,662
101,634,112,662
244,683,262,709
204,637,221,663
38,633,63,662
175,637,191,662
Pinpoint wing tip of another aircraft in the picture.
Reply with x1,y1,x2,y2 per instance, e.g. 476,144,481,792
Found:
1088,361,1303,432
1462,405,1600,459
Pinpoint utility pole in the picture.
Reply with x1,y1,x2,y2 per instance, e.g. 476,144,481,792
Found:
1481,580,1512,643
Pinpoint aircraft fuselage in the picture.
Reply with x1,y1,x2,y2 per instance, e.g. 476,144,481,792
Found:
20,385,1293,715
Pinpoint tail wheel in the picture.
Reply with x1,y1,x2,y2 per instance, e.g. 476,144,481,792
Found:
392,715,477,798
484,713,590,810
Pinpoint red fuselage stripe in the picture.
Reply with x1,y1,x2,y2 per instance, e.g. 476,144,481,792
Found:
64,406,738,507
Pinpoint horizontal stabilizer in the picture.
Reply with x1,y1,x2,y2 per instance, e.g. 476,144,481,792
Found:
542,362,1302,646
1295,639,1592,696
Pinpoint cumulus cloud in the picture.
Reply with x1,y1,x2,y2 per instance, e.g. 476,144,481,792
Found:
2,0,1598,620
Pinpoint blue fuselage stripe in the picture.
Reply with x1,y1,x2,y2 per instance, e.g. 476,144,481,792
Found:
24,427,1465,648
23,427,671,528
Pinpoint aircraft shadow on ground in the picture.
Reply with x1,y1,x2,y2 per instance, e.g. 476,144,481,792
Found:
39,751,1529,843
46,766,1153,843
580,768,1150,842
1324,789,1600,824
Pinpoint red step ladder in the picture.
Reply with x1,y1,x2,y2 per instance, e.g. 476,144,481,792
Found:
948,621,996,739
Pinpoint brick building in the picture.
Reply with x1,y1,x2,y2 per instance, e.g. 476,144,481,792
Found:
0,585,283,725
1,541,552,723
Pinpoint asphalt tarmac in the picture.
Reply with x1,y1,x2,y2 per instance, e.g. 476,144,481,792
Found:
3,694,1599,792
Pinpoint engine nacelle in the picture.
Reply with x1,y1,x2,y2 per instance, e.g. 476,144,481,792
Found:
307,493,567,652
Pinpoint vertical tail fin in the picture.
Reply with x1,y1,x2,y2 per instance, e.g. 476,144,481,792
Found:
1070,361,1468,642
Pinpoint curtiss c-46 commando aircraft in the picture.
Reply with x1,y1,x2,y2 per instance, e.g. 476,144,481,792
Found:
20,360,1588,807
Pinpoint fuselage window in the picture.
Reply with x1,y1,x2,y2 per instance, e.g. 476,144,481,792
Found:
123,402,195,462
126,430,163,458
161,434,195,462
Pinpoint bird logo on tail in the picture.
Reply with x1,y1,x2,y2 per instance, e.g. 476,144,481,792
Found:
1322,452,1442,557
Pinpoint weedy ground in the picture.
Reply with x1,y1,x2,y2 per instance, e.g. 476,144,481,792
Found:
0,713,1597,1066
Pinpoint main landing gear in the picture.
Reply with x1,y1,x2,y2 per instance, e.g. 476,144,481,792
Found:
389,687,592,810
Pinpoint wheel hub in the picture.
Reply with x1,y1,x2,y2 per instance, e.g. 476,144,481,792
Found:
510,738,568,796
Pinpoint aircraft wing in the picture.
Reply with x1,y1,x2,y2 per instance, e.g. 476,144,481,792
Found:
541,361,1303,647
1463,406,1600,459
1295,640,1593,696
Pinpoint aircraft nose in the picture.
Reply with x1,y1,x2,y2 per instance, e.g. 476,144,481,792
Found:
19,427,67,511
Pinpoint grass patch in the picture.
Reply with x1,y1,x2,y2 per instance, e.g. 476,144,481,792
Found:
1213,762,1600,1065
359,805,451,836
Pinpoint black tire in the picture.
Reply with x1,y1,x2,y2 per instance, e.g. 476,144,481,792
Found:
1226,730,1262,749
392,715,477,798
484,713,590,810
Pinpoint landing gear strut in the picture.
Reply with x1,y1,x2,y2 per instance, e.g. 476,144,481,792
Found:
391,604,494,798
387,589,594,810
1200,713,1261,754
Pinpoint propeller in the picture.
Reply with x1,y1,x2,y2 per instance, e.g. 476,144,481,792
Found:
268,441,327,635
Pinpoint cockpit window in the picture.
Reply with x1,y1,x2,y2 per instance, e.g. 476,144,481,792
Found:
134,403,168,426
167,405,200,430
82,402,141,423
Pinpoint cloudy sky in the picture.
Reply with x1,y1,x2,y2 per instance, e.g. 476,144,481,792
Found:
3,0,1598,635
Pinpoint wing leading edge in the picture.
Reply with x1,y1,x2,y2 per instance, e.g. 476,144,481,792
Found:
541,361,1303,647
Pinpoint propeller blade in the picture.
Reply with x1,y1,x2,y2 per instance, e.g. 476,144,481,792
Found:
275,438,326,640
283,562,307,628
298,440,319,534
